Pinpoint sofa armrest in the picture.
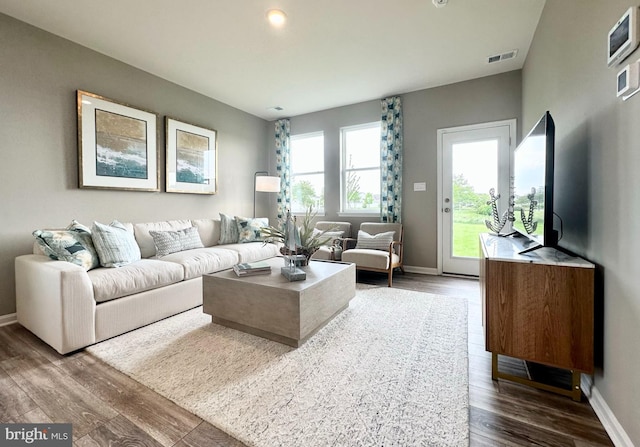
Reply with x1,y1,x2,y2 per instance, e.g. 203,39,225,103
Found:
15,255,96,354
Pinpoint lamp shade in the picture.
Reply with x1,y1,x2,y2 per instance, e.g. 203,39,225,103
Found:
255,176,281,193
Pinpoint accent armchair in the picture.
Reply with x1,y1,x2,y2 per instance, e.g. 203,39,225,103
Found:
309,221,352,261
341,222,404,287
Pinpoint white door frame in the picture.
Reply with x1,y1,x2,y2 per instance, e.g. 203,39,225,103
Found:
436,119,516,275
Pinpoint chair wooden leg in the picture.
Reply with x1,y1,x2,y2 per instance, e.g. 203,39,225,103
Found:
388,269,393,287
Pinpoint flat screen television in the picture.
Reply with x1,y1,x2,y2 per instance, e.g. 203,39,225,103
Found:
512,111,556,253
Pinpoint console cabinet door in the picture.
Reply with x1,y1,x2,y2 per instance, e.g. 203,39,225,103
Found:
485,259,594,373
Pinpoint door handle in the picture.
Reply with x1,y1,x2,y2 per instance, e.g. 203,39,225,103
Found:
444,207,451,213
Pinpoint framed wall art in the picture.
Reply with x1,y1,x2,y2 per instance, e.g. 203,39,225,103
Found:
77,90,159,191
166,117,218,194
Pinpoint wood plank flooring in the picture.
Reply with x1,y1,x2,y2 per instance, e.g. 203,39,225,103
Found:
0,272,612,446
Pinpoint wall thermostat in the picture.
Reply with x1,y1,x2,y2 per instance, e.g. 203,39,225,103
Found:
617,61,640,97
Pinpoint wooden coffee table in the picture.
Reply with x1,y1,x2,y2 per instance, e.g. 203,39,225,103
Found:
202,257,356,347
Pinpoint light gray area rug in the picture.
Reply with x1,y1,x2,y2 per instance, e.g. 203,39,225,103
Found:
87,286,469,447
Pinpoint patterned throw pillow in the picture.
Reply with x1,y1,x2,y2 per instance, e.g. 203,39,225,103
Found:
218,213,239,244
149,226,204,257
32,220,100,271
235,217,268,243
91,220,141,268
354,230,395,251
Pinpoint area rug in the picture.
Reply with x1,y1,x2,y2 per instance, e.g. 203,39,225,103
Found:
87,286,469,446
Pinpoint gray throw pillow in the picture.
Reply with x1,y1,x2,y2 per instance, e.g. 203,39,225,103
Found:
91,220,141,267
218,213,239,244
150,226,204,257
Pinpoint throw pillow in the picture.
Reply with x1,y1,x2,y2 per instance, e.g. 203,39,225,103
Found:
235,216,268,243
149,226,204,257
354,230,395,251
218,213,239,244
91,220,141,268
312,228,345,246
32,220,100,271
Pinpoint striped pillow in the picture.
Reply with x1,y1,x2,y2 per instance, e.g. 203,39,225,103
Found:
354,230,395,251
150,226,204,257
91,220,141,267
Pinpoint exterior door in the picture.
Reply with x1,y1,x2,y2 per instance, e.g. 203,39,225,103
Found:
438,120,515,276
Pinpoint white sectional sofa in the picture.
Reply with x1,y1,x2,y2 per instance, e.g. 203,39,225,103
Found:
15,218,280,354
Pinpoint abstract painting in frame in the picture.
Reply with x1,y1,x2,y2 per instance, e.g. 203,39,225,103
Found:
77,90,159,191
166,117,218,194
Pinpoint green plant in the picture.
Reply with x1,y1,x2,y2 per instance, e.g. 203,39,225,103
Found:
261,206,337,255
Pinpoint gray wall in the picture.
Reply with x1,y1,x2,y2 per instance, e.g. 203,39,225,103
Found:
523,0,640,443
270,71,522,269
0,13,269,316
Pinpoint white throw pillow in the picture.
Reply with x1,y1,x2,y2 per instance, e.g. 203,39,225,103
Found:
150,226,204,257
91,220,141,267
354,230,395,251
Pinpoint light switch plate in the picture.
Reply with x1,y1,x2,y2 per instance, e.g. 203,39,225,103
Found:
413,182,427,191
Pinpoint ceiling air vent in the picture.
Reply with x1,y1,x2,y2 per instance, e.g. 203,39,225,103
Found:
487,49,519,64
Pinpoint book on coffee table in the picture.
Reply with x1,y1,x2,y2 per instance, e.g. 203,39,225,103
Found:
233,261,272,277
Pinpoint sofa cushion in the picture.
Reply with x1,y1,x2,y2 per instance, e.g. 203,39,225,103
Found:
223,242,280,263
160,247,240,280
92,221,141,268
88,259,184,303
192,218,221,247
235,217,268,243
150,227,204,257
218,213,239,244
32,220,100,271
133,220,193,258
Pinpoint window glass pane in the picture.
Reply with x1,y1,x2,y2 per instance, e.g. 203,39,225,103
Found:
343,169,380,212
345,126,380,169
292,173,324,213
451,139,498,258
291,134,324,173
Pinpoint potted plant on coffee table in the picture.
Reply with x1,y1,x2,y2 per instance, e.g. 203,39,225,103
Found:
261,206,337,264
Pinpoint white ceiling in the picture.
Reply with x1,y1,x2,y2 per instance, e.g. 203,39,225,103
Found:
0,0,546,120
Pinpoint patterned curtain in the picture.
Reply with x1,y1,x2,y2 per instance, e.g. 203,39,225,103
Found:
380,96,403,223
275,119,291,220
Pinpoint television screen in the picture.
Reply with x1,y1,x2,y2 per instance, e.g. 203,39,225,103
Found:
512,112,555,248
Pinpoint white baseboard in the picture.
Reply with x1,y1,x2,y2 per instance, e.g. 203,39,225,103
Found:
403,265,439,275
582,375,635,447
0,313,17,327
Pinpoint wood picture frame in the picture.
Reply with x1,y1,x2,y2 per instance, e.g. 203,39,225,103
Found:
77,90,159,191
165,117,218,194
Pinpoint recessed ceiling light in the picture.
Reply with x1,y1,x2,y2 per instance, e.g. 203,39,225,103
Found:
266,9,287,27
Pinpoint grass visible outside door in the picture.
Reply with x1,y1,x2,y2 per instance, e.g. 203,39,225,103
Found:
452,210,487,258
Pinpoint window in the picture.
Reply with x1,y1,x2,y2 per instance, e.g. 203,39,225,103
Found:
291,132,325,214
340,122,381,214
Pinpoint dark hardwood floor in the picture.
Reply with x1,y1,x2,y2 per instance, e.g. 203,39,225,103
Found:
0,272,612,446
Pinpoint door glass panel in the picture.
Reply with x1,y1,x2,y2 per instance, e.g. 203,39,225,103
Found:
451,139,498,258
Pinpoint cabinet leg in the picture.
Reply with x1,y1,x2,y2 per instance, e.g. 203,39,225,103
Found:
491,353,498,380
571,371,582,402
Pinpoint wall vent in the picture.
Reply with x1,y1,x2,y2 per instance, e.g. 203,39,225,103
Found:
487,49,518,64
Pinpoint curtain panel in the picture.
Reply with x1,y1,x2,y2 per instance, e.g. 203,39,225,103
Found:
380,96,403,223
275,119,292,220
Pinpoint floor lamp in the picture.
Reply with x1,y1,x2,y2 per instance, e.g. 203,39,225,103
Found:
254,171,281,217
